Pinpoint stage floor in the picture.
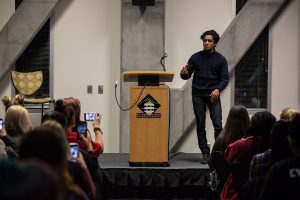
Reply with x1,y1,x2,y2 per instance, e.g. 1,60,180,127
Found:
99,152,208,169
98,153,218,200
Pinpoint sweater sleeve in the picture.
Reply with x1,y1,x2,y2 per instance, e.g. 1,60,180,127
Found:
180,59,194,80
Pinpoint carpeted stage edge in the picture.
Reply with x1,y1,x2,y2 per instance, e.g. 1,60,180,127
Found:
98,153,219,200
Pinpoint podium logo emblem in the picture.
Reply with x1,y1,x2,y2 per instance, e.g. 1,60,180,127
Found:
137,94,161,118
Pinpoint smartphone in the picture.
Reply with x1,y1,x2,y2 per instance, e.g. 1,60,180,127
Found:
69,143,79,158
77,121,87,140
84,112,99,121
0,119,3,132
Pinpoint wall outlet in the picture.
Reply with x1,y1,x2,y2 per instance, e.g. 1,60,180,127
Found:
98,85,103,94
87,85,93,94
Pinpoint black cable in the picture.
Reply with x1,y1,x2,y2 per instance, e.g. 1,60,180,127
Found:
114,82,147,111
159,83,170,89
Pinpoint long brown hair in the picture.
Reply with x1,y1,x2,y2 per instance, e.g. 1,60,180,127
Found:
19,122,87,199
221,105,250,152
54,99,76,129
63,97,81,125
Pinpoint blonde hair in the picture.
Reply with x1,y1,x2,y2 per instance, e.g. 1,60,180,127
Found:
5,105,32,136
279,108,298,120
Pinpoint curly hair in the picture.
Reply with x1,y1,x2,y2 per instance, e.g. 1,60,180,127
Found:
279,107,298,120
247,111,276,152
2,94,25,111
200,30,220,44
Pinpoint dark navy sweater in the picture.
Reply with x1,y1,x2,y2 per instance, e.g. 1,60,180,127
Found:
181,50,229,96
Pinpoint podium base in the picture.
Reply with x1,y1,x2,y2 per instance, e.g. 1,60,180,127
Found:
129,162,170,167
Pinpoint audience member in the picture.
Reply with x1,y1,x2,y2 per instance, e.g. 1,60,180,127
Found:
241,119,293,200
278,107,298,120
259,113,300,200
42,110,68,130
42,110,99,166
249,119,294,180
18,121,89,200
55,98,104,157
0,105,33,158
208,105,250,191
220,111,276,200
42,114,98,200
0,139,7,160
45,119,97,199
0,159,63,200
0,126,19,159
249,108,297,180
253,111,277,153
63,97,82,126
2,94,25,111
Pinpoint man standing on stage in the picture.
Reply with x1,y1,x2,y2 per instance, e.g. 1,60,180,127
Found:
180,30,229,164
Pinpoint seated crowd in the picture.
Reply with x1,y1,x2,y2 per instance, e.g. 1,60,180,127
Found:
209,106,300,200
1,94,300,200
0,95,104,200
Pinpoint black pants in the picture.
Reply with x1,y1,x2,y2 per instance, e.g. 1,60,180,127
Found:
192,95,222,155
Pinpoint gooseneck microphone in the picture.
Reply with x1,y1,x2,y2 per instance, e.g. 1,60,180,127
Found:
160,52,168,71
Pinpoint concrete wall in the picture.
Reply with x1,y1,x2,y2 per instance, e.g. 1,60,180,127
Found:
270,0,300,116
120,0,165,153
0,0,14,118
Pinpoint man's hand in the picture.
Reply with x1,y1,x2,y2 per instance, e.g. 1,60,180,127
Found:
210,89,220,103
180,65,189,75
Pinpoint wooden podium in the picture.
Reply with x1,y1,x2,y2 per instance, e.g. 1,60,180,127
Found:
124,71,174,167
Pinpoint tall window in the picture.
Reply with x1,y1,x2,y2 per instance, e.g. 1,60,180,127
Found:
234,0,269,109
14,0,50,98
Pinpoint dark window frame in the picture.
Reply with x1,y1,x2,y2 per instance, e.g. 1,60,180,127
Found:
234,0,269,109
14,0,50,99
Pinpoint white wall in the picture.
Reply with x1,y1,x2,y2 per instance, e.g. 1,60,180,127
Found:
165,0,234,152
52,0,121,152
165,0,234,89
1,0,299,154
270,0,300,115
0,0,14,118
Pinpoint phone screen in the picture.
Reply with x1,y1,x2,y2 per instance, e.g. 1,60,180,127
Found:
69,143,79,158
77,121,87,139
0,119,3,132
84,112,99,121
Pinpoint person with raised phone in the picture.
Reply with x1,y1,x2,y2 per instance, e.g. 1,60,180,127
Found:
54,98,104,157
